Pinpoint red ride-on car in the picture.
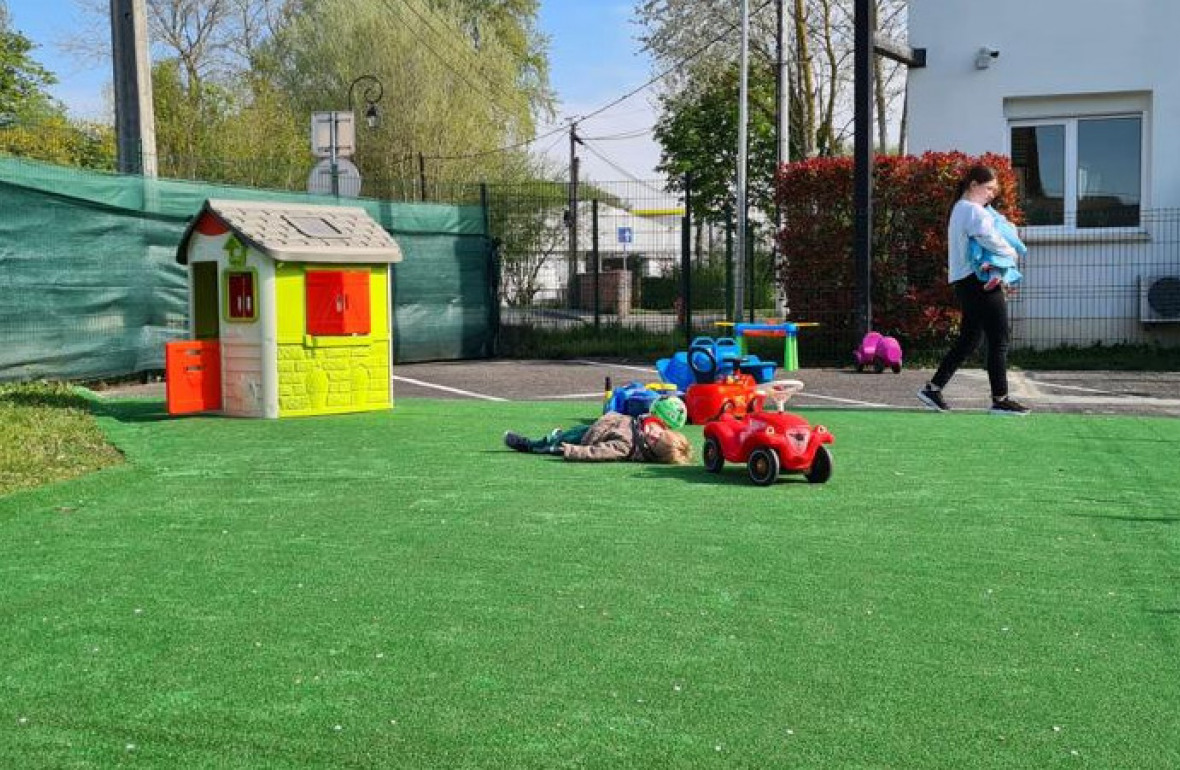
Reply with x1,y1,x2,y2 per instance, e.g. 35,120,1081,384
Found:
701,383,834,485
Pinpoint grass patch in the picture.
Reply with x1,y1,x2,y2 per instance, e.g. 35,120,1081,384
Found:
2,398,1179,767
0,382,123,496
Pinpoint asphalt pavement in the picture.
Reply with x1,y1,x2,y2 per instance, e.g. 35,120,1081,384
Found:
387,359,1180,418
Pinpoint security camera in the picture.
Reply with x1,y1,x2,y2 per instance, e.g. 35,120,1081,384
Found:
975,47,1000,69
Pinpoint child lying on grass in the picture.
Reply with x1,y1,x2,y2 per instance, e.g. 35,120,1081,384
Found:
503,398,692,464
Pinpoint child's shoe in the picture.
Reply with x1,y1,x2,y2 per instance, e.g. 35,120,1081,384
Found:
503,431,532,452
983,274,1002,291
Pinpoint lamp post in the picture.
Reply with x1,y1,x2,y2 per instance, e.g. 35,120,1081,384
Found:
347,74,384,130
310,74,384,197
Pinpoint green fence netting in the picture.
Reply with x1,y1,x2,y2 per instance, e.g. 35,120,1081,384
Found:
0,156,494,381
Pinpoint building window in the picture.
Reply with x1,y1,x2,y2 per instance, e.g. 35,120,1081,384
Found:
1010,115,1142,229
225,270,257,322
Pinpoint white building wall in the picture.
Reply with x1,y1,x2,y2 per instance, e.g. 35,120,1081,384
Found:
908,0,1180,209
908,0,1180,346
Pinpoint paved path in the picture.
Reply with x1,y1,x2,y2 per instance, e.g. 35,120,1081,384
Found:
385,360,1180,418
97,359,1180,417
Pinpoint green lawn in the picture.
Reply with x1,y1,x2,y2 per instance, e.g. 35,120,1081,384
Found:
1,396,1178,768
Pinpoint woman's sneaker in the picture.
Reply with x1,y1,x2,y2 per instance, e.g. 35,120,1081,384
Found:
917,385,950,412
990,397,1030,416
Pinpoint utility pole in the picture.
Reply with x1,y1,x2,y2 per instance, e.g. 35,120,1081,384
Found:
734,0,750,322
567,121,582,305
853,0,874,337
110,0,157,177
774,0,790,318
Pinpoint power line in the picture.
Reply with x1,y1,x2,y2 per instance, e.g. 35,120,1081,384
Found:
409,0,776,166
575,0,777,124
377,0,523,120
579,139,667,193
422,124,568,161
580,127,653,142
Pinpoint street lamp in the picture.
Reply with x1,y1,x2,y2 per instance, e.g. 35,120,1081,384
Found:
309,75,385,197
348,74,384,130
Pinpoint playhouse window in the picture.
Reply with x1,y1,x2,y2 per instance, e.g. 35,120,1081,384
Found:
306,270,370,336
225,270,257,321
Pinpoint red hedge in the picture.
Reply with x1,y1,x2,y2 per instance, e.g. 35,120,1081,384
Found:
775,151,1022,351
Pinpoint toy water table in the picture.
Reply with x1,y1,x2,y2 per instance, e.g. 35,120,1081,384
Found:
716,320,820,373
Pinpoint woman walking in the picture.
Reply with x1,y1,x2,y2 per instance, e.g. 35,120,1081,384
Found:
917,164,1030,415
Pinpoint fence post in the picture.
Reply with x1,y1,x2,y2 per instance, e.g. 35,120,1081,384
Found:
480,182,499,356
592,198,600,331
725,208,734,322
418,152,427,202
680,173,693,343
746,221,756,322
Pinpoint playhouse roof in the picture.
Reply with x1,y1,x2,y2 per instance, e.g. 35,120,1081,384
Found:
176,199,404,265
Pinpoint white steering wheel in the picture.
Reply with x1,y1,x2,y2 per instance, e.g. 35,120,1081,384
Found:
756,379,805,411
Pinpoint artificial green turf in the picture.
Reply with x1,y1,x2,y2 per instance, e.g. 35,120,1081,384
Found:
1,396,1178,768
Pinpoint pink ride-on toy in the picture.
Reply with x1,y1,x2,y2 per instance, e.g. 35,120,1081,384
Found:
854,331,903,374
701,379,834,486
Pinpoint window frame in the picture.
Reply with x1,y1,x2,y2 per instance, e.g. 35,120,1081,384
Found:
1008,110,1147,234
222,268,259,323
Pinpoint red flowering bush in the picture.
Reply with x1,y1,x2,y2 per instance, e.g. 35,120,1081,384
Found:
775,151,1021,360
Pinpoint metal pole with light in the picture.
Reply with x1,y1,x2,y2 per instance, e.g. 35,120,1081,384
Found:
348,74,384,129
334,75,383,196
734,0,750,322
311,75,384,198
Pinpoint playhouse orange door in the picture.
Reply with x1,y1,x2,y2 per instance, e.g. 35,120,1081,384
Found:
166,341,222,415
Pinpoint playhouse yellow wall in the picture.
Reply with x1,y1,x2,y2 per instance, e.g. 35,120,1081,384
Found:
273,263,392,417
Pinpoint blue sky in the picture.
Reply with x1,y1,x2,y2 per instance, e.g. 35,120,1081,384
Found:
4,0,665,183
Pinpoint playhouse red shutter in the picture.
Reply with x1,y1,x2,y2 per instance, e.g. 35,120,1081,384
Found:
306,270,370,336
340,271,371,335
227,272,255,319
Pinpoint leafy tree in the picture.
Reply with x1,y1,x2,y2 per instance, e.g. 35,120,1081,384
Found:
151,57,304,186
653,64,778,226
260,0,554,193
0,4,115,169
0,6,59,121
636,0,909,160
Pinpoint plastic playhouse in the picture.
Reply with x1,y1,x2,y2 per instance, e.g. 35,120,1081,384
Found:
167,199,404,418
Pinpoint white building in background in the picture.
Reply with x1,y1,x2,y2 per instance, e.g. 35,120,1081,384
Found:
907,0,1180,346
530,202,683,304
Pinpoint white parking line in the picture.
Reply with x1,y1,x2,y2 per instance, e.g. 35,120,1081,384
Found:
572,359,658,374
794,393,894,408
390,375,508,402
1027,381,1119,395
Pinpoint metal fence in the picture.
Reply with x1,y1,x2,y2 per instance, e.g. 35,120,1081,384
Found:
473,182,1180,364
1009,208,1180,350
4,116,1179,372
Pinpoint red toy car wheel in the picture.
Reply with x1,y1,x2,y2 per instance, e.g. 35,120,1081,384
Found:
747,447,780,486
703,437,725,473
804,445,833,484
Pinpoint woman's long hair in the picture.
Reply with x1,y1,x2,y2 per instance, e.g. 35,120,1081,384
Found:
947,164,998,224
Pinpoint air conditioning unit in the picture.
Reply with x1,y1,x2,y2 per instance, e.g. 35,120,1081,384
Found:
1140,275,1180,323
